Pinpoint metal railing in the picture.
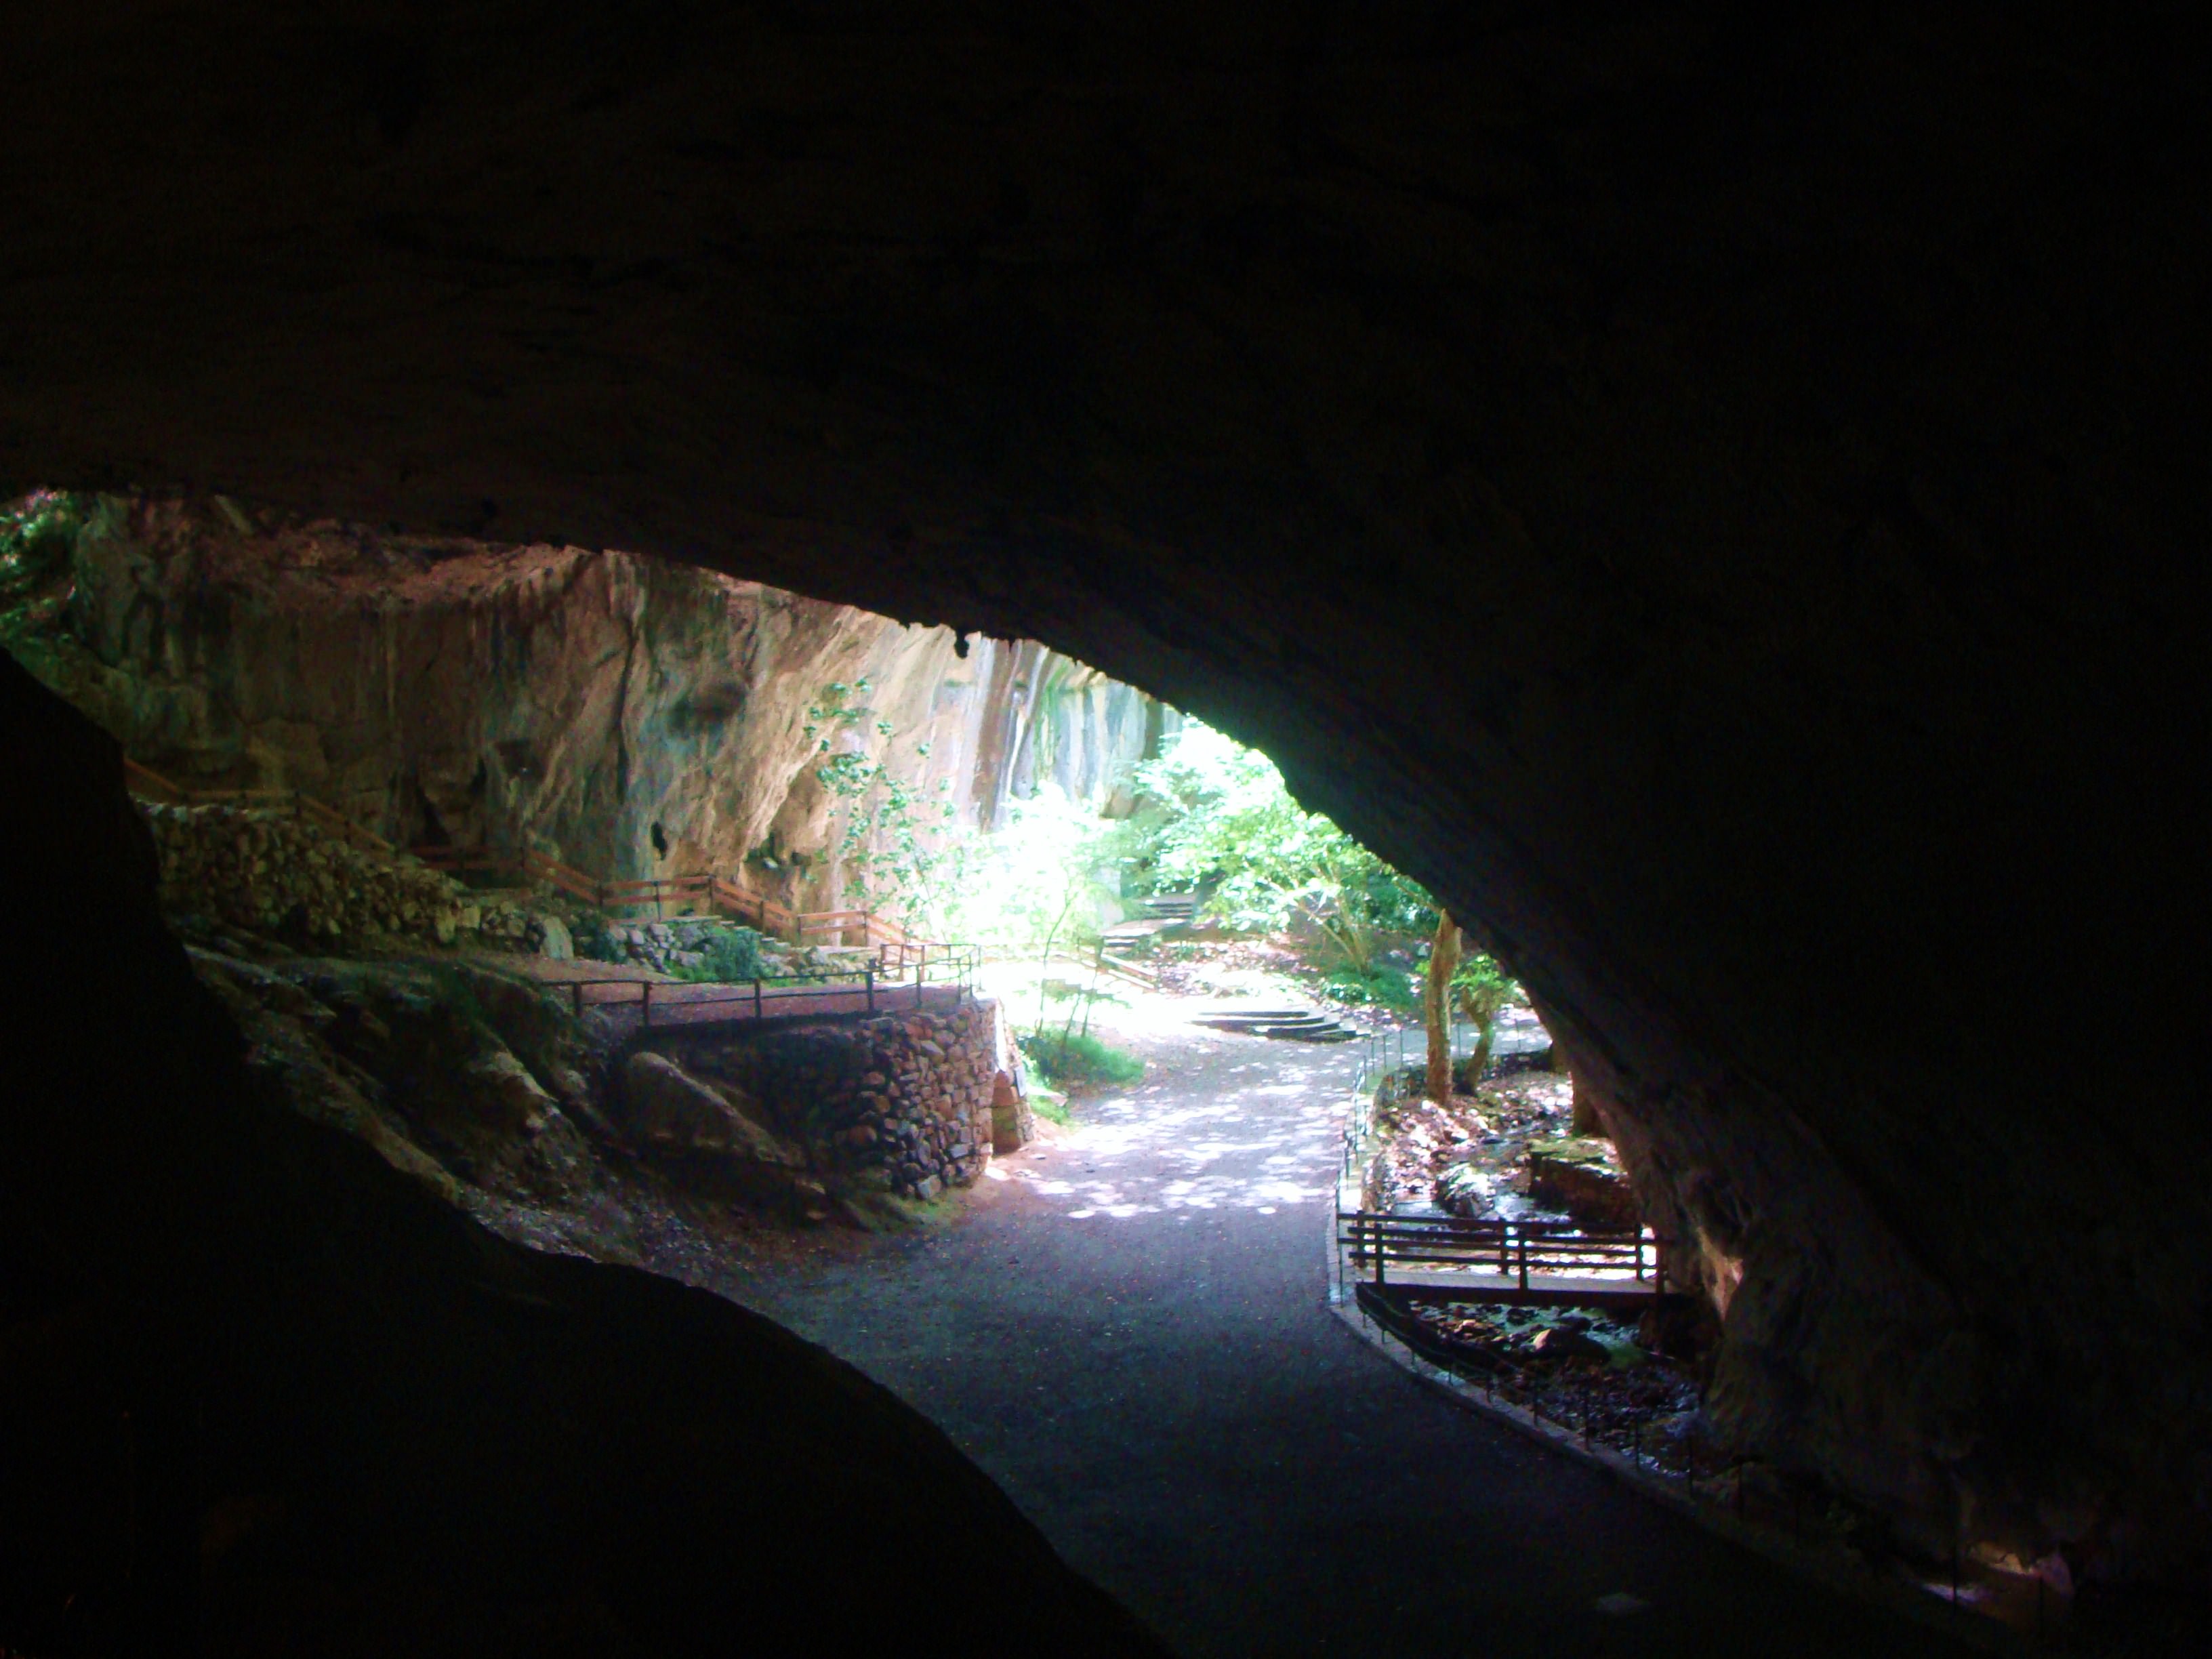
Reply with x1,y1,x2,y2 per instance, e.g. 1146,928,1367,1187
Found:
555,943,979,1033
1338,1211,1673,1297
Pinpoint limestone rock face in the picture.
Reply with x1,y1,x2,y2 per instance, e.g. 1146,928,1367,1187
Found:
7,500,1164,901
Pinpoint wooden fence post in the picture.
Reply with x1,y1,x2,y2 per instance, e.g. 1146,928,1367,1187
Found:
640,980,651,1027
865,963,876,1015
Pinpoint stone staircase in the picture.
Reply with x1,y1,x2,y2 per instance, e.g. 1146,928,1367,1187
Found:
1185,1005,1361,1044
1139,893,1201,924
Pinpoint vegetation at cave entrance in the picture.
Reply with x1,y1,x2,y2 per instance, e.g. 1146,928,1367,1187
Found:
1130,722,1435,977
805,678,962,934
668,925,769,985
1019,1028,1146,1091
1126,722,1519,1048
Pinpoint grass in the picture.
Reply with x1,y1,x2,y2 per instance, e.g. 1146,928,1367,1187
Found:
1028,1082,1072,1126
1019,1029,1145,1091
1318,962,1421,1012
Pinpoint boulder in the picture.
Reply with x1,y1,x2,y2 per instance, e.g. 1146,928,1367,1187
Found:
534,913,575,960
1530,1326,1608,1364
623,1050,802,1168
1525,1136,1639,1229
462,1048,556,1132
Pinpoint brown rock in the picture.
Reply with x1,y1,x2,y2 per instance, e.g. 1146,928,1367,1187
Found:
622,1051,801,1168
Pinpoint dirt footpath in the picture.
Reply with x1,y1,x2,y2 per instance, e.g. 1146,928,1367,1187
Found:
727,994,1966,1659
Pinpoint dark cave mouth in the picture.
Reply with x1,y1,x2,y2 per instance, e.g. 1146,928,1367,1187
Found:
4,480,2195,1626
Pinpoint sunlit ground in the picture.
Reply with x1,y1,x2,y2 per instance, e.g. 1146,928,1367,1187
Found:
975,960,1368,1221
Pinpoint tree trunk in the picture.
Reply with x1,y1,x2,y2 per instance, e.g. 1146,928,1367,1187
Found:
1425,910,1461,1102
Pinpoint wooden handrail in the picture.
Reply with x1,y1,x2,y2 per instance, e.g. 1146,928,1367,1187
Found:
121,754,963,957
123,756,395,854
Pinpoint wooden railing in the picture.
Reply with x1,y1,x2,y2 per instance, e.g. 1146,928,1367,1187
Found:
556,943,981,1031
407,844,949,954
121,754,956,959
123,758,397,858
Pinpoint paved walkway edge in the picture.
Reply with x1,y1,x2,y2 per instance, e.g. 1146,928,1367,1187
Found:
1322,1293,2024,1655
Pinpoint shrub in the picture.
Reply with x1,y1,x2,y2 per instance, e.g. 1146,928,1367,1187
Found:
1323,962,1420,1012
1019,1030,1145,1091
670,926,769,983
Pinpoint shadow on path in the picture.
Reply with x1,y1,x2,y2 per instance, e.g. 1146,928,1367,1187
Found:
731,999,1970,1658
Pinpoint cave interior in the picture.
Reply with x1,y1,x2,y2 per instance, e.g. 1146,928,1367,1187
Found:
3,2,2207,1652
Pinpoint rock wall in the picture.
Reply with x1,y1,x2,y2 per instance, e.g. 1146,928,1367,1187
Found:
144,800,571,955
643,998,1023,1203
5,497,1164,909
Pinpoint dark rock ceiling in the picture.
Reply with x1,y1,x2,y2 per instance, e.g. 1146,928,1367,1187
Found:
6,0,2208,1570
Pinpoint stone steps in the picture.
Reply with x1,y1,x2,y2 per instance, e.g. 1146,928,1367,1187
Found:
1187,1006,1361,1044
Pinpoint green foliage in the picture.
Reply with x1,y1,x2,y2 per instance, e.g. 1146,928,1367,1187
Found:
1019,1029,1145,1090
1448,951,1517,1025
804,679,960,933
1324,962,1422,1012
569,912,621,963
0,491,87,627
1130,722,1437,970
670,926,769,983
941,785,1133,956
1446,947,1519,1076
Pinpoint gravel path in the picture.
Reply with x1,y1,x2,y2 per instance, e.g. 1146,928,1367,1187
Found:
732,994,1970,1658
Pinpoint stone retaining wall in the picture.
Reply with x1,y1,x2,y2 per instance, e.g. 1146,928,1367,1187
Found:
654,997,1029,1201
144,801,559,951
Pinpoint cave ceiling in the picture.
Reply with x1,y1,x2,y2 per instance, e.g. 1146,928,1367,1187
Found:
6,0,2209,1551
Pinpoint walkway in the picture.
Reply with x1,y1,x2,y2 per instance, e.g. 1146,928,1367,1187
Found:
729,995,1971,1658
504,958,970,1035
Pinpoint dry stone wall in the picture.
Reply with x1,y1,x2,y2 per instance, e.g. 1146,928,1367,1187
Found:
146,801,558,953
657,998,1025,1202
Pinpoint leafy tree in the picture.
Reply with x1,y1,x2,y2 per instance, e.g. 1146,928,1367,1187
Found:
0,491,87,628
804,680,961,935
941,785,1129,956
1449,949,1519,1082
1130,721,1436,972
